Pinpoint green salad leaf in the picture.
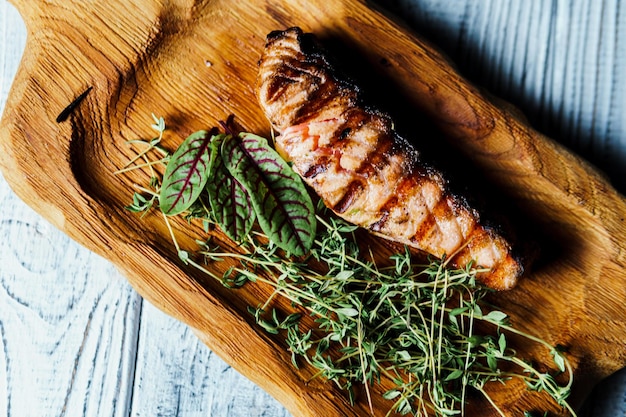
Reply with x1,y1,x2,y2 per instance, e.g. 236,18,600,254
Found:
205,134,256,242
221,132,316,256
159,130,212,215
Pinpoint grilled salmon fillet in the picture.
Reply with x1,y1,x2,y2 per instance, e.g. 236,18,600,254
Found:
256,27,523,290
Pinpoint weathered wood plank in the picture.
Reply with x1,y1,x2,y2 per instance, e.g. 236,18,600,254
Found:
1,10,142,406
130,302,291,417
0,189,142,417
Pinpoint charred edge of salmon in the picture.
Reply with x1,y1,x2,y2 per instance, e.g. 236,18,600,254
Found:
266,28,353,85
257,27,525,290
257,27,362,131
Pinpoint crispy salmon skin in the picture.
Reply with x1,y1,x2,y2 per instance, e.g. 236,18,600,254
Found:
256,27,523,290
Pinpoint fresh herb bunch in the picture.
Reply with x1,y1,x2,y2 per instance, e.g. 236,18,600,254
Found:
122,114,316,256
199,218,574,417
119,116,576,417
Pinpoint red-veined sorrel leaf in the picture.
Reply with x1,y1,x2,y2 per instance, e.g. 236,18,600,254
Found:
221,133,316,256
206,134,255,242
160,130,212,215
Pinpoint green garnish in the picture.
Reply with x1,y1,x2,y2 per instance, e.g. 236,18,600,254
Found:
221,132,316,256
206,133,256,242
124,115,316,255
159,129,213,215
119,116,576,417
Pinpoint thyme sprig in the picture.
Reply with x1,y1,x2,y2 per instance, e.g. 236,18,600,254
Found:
198,217,574,417
119,116,576,417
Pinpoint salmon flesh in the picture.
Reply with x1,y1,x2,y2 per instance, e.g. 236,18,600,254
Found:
256,27,523,290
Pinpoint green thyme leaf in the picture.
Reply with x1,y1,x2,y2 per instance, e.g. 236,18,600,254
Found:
151,113,166,133
483,310,509,324
382,389,401,400
551,348,566,373
498,333,507,355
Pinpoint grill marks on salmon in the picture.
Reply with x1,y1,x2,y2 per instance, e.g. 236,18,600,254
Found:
256,27,523,290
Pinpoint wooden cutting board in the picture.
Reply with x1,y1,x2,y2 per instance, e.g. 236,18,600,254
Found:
1,0,625,415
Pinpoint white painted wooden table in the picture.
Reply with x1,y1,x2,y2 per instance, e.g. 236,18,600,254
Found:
1,1,625,416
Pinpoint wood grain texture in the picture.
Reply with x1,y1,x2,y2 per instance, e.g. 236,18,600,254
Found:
130,302,292,417
1,5,138,417
0,2,291,417
1,0,626,416
384,0,626,193
0,188,141,417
